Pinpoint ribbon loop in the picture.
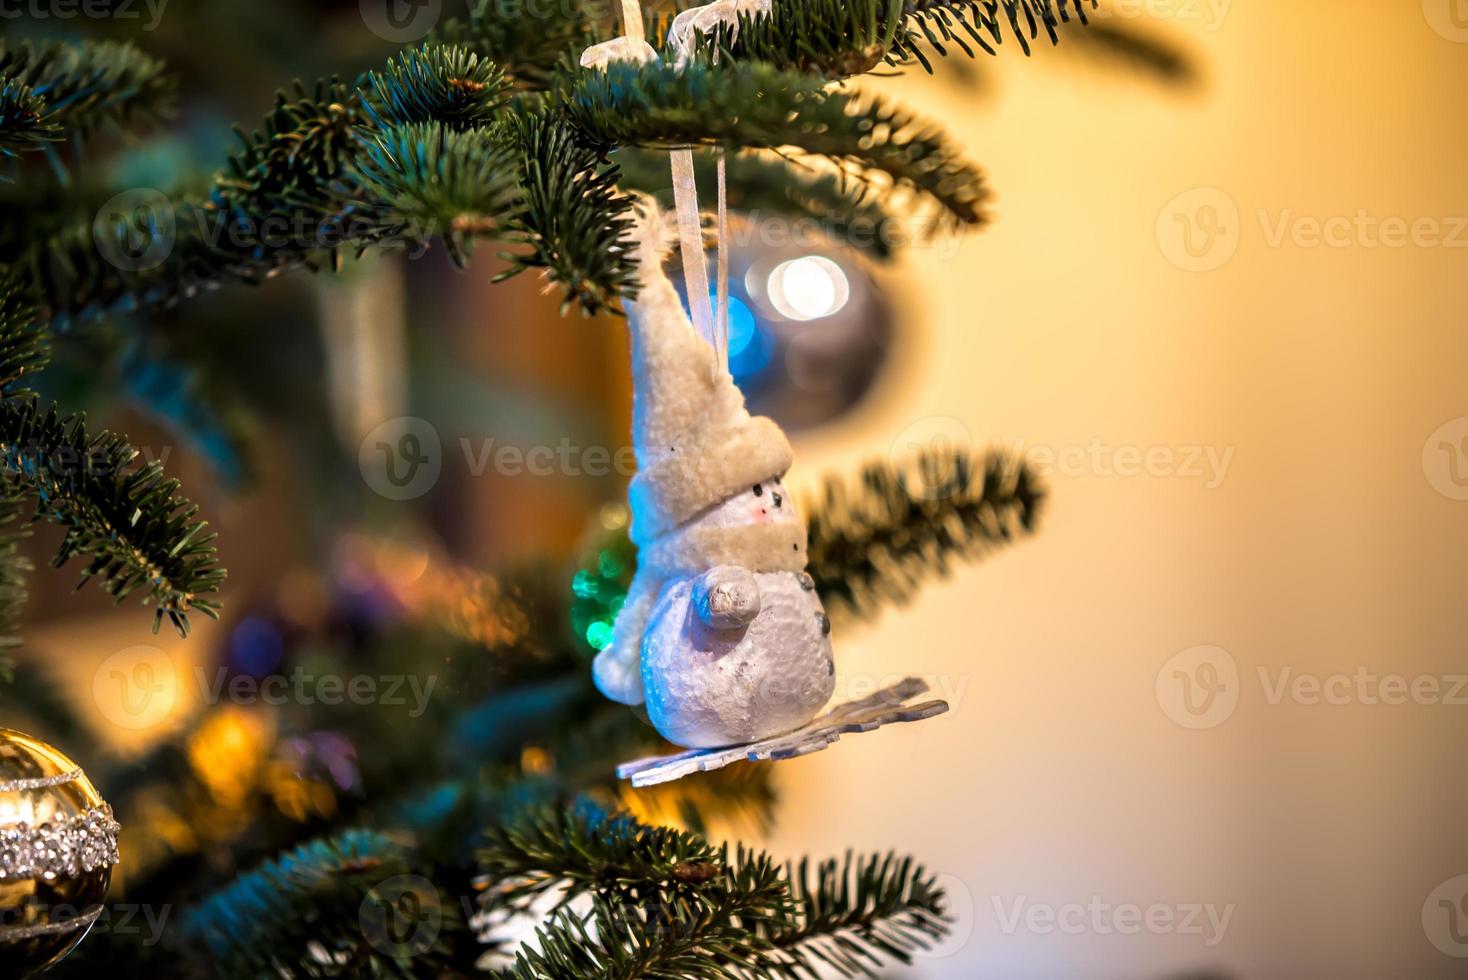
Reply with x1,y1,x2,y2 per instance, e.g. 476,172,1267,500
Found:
579,36,660,70
667,0,773,66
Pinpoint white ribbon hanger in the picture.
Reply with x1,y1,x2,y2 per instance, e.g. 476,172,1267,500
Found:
582,0,771,373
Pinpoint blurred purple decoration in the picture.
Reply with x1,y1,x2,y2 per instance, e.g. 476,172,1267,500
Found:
279,731,362,793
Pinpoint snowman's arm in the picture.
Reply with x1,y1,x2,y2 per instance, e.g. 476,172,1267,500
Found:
692,565,761,629
593,569,661,705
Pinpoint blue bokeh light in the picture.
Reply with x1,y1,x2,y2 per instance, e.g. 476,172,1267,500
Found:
228,615,286,678
720,293,775,382
726,294,756,357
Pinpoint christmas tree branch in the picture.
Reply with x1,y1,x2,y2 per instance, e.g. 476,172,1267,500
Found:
614,147,907,260
806,446,1045,618
0,40,175,161
13,47,633,324
684,0,1099,76
479,801,723,910
13,80,366,327
893,0,1096,67
431,0,593,92
15,69,496,325
362,43,511,132
355,121,524,266
499,856,790,980
662,0,904,78
495,109,638,316
483,803,950,979
0,78,59,165
0,397,224,635
181,829,472,979
755,852,950,976
0,277,50,393
210,78,364,250
3,0,1110,327
567,60,988,226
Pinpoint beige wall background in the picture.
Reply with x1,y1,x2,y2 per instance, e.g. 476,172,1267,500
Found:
763,2,1468,977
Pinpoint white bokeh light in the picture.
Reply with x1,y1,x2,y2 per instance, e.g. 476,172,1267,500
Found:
766,255,850,321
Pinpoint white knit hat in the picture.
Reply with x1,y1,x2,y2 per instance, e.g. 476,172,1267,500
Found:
592,201,808,707
622,202,795,548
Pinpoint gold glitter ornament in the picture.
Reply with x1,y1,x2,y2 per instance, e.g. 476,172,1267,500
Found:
0,728,120,978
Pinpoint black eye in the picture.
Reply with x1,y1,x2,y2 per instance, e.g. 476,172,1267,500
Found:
752,484,763,496
772,492,783,508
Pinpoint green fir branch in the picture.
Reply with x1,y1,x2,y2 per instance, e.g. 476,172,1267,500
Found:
682,0,1100,77
355,121,523,266
567,60,988,225
0,277,50,394
16,196,210,330
893,0,1097,68
0,79,59,166
6,13,1045,327
479,801,723,909
806,447,1045,619
210,78,364,245
18,75,504,325
362,43,512,132
18,61,625,325
496,108,637,315
0,175,120,261
499,858,789,980
483,804,950,979
431,0,594,91
614,146,907,260
671,0,905,78
755,852,950,976
0,39,175,147
0,398,224,635
182,829,465,979
16,81,365,327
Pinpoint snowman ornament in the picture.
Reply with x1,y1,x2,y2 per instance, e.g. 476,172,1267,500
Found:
594,202,948,785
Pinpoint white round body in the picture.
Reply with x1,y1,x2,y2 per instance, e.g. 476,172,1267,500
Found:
642,571,834,748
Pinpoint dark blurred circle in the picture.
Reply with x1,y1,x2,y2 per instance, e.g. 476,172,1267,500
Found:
672,219,892,433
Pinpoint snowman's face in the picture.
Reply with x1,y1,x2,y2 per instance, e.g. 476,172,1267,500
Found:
696,474,800,529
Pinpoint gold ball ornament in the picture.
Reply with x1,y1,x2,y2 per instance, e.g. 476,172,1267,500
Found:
0,728,119,978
